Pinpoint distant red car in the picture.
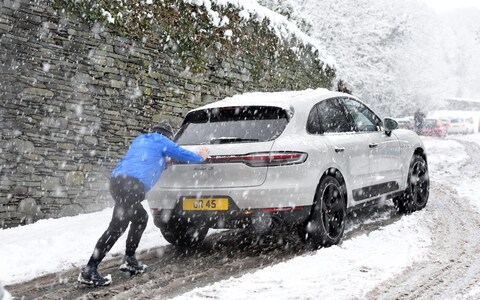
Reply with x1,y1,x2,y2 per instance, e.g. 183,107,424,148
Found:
422,118,447,137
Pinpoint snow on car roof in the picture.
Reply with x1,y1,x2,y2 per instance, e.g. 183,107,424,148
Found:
192,88,346,112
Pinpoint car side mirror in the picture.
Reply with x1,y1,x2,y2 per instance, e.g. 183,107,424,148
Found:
384,118,398,135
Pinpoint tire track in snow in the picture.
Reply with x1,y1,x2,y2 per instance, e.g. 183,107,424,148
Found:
367,138,480,300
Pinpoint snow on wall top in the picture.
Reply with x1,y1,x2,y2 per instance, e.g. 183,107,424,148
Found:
99,0,336,69
182,0,337,69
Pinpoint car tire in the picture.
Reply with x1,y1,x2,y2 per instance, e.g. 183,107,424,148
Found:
394,155,429,214
302,175,346,249
158,216,208,247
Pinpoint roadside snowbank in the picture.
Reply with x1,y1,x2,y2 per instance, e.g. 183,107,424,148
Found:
0,203,164,285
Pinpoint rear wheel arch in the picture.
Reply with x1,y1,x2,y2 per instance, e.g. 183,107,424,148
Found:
318,167,348,206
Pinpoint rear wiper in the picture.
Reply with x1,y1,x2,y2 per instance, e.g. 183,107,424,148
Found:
209,137,259,144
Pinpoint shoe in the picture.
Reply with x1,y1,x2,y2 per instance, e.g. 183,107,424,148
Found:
119,255,147,275
78,266,112,286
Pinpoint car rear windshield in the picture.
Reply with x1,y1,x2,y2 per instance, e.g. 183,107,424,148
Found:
175,106,289,145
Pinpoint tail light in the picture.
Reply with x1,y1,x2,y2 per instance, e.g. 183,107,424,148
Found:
206,151,307,167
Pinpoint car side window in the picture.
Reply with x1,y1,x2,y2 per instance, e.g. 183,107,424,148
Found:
342,98,383,132
316,98,354,133
306,105,322,134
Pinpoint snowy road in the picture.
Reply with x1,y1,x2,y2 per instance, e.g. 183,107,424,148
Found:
3,135,480,299
3,212,406,299
367,137,480,300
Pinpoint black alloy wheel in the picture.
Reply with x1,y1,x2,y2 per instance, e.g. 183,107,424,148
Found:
394,155,429,214
303,175,347,248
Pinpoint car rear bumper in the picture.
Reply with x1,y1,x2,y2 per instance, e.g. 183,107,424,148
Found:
147,184,315,210
151,205,312,230
147,184,315,228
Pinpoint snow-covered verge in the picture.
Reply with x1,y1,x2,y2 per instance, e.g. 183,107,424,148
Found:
2,135,480,299
0,282,12,300
423,135,480,211
0,202,165,285
444,134,480,212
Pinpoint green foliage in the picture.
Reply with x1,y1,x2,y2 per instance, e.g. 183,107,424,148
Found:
52,0,104,24
51,0,333,82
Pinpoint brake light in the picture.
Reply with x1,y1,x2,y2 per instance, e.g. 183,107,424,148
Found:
206,151,307,167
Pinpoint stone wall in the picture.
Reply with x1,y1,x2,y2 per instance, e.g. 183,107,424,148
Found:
0,0,334,228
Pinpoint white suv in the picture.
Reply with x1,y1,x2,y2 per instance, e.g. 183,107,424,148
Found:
148,89,429,248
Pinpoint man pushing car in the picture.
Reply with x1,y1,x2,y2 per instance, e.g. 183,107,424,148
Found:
78,120,209,286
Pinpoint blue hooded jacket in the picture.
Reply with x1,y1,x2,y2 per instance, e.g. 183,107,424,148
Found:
111,133,204,192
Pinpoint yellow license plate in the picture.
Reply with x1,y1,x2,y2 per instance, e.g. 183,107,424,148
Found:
182,197,229,211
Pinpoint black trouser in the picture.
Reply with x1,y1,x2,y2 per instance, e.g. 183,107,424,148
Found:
87,176,148,268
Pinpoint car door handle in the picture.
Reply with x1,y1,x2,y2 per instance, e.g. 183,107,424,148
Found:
369,143,378,148
335,147,345,153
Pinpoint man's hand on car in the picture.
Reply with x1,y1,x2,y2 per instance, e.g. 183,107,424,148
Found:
197,147,209,160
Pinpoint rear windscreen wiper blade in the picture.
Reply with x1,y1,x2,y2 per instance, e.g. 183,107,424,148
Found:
209,137,259,144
